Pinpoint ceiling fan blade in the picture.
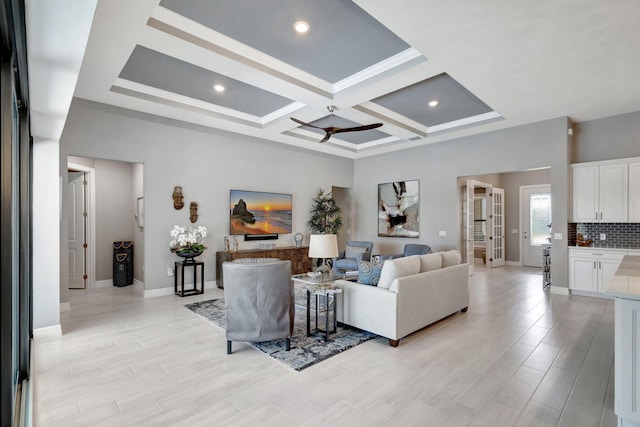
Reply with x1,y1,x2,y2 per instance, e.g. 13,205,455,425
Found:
290,117,324,130
333,123,383,134
319,133,331,143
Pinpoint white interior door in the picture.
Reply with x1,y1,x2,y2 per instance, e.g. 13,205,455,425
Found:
67,171,86,289
464,180,475,276
522,185,552,267
490,188,505,267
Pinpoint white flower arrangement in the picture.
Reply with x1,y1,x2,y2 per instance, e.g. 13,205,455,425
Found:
169,225,208,253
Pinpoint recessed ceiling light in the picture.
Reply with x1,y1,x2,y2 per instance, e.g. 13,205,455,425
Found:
293,20,310,34
213,84,225,92
428,100,439,107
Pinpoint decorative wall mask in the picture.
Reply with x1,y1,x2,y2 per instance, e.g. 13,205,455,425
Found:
172,186,184,210
190,201,198,223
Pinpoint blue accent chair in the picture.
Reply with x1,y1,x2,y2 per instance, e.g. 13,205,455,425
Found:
333,241,374,272
402,244,432,257
375,243,432,262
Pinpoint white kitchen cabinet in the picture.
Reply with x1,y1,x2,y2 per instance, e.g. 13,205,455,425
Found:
571,161,628,222
630,161,640,222
569,249,627,294
572,165,599,222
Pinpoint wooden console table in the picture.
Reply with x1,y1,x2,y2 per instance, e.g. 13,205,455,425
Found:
215,246,311,288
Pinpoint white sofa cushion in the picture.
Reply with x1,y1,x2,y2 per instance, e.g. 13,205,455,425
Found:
441,250,461,267
419,253,442,272
378,255,421,289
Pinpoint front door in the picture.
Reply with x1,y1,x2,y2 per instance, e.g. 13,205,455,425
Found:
522,185,552,267
68,171,87,289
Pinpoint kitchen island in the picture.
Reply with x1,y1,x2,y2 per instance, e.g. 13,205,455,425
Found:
606,255,640,427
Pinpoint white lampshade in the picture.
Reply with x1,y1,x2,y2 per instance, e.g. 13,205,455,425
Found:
308,234,339,259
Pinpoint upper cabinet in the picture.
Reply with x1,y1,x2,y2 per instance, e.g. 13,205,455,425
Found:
630,162,640,222
572,161,628,222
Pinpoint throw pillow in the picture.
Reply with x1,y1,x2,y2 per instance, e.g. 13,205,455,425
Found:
377,255,421,289
357,261,383,286
441,250,461,267
345,245,369,260
419,253,442,272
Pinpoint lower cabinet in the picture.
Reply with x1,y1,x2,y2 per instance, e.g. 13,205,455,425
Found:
615,297,640,426
569,249,627,294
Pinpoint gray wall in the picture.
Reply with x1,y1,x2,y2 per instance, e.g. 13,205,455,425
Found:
60,99,354,294
94,159,135,280
573,111,640,163
132,163,144,282
501,169,551,262
353,117,571,287
459,169,551,263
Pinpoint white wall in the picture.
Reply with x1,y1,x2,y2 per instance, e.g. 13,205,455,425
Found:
60,99,354,296
33,139,60,329
353,117,571,287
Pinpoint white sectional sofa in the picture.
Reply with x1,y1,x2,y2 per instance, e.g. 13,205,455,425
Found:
334,250,469,346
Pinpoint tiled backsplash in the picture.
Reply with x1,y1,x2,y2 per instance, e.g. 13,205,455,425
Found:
568,223,640,248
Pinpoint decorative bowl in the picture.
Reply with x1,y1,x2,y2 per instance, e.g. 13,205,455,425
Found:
176,250,203,259
307,271,322,279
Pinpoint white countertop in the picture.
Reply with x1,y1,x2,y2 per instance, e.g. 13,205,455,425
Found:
606,255,640,300
569,246,635,252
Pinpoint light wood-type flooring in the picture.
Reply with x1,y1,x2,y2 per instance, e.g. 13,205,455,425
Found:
33,263,617,426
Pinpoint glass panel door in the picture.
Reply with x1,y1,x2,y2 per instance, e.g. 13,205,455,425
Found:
530,193,552,246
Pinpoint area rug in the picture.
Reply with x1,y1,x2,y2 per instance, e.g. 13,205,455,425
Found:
185,298,379,371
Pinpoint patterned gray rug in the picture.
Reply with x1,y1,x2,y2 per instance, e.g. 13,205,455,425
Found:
185,298,379,371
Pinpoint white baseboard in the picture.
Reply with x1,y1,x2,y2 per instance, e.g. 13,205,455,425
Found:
33,324,62,337
550,286,570,296
143,280,218,298
60,301,70,312
569,289,613,299
96,279,112,288
144,286,174,298
506,260,522,266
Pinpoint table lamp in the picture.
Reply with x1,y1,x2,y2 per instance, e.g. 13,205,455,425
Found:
308,234,339,283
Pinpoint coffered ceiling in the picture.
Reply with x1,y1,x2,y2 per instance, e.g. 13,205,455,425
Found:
41,1,640,158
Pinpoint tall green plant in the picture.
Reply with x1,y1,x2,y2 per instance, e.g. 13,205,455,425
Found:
307,188,343,234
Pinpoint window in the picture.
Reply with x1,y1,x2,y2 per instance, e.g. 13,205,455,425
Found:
529,193,552,246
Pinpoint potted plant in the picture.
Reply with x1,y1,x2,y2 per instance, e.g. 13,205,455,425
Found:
169,225,208,259
307,188,343,234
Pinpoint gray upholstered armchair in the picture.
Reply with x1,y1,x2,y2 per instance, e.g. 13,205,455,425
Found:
332,241,374,272
222,259,294,354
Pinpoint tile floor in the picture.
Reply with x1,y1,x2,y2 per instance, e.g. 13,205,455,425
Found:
33,263,617,426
